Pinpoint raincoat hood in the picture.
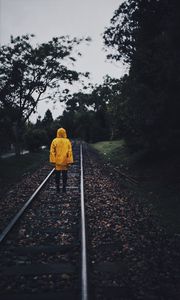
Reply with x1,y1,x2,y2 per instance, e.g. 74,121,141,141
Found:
57,128,67,138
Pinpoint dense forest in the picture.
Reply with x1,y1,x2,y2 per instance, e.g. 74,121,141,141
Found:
0,0,180,155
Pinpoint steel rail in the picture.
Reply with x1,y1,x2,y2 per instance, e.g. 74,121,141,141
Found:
89,144,138,185
80,143,88,300
0,168,55,243
116,169,138,185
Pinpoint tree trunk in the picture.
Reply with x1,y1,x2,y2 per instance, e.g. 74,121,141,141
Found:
110,125,115,141
12,122,21,156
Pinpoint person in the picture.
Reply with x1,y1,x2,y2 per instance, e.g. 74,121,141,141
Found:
49,127,73,193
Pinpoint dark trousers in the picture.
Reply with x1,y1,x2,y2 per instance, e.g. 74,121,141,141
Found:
55,170,67,189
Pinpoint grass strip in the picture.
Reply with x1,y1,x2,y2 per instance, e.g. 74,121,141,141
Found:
91,140,180,235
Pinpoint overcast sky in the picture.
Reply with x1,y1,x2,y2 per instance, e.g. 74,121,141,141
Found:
0,0,127,122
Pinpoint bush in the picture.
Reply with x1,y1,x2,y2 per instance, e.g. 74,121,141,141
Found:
24,128,47,152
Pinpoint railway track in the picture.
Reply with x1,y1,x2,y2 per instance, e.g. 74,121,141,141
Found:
1,141,174,300
0,141,139,300
0,141,88,300
89,146,138,186
83,144,134,300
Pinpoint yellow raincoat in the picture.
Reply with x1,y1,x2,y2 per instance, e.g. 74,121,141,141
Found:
49,128,73,170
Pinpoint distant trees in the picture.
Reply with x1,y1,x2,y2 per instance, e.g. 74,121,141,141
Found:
24,126,47,152
24,109,61,152
0,107,15,154
42,109,54,127
58,76,124,142
0,34,89,155
2,1,180,155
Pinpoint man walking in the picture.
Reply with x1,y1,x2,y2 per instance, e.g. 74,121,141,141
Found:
50,128,73,193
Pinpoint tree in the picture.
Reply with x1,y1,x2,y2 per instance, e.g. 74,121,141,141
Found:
24,126,47,152
41,109,56,147
104,0,180,152
60,81,115,142
42,109,54,127
60,92,92,140
0,34,90,154
0,107,14,153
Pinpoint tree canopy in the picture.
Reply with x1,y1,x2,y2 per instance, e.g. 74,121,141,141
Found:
103,0,180,152
0,34,90,154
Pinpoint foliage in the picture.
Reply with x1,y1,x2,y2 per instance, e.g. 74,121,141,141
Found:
0,34,90,154
59,82,114,142
23,109,62,151
24,127,47,152
0,107,14,153
41,109,54,127
104,0,180,152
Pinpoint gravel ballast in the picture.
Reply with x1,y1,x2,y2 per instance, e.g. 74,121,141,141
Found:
84,145,180,300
